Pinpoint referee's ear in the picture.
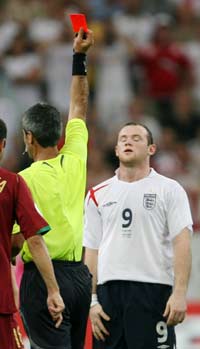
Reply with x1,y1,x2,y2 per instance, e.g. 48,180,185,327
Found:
23,129,34,146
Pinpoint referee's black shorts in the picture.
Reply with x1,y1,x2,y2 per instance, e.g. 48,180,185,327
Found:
94,280,176,349
20,260,92,349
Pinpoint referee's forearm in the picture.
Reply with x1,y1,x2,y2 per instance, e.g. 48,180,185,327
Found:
68,75,89,121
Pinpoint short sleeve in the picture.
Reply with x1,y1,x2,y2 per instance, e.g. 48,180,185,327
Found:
83,190,103,249
59,118,88,162
166,182,193,240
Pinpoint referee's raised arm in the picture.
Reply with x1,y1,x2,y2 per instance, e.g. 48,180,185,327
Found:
68,28,94,121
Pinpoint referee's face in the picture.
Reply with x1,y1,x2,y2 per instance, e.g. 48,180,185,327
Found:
115,125,156,165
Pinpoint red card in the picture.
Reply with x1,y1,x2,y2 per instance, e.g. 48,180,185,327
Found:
69,14,88,33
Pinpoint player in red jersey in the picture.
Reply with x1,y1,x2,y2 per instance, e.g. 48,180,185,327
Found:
0,118,64,349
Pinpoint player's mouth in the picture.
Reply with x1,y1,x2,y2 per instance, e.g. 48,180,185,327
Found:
124,148,133,153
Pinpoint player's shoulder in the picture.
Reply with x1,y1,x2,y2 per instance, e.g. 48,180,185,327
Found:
0,167,17,182
153,170,184,191
89,176,115,193
86,176,115,205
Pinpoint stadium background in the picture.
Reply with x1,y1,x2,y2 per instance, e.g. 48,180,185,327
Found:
0,0,199,347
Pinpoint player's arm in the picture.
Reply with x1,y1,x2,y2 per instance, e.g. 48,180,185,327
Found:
68,28,94,121
12,231,25,257
164,183,193,326
173,227,192,297
85,247,98,295
84,190,110,341
163,227,192,326
83,191,100,296
85,247,110,341
26,235,65,327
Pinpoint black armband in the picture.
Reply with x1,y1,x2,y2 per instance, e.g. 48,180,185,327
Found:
72,52,87,76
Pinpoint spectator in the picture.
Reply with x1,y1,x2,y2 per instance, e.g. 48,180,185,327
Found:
129,14,194,124
169,88,200,141
3,28,44,110
94,18,132,131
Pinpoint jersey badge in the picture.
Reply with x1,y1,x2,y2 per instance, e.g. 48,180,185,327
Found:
143,193,156,210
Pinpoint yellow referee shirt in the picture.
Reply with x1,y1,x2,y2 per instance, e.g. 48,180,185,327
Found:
14,118,88,263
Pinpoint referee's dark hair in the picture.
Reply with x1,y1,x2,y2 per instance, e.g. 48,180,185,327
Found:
123,122,154,145
22,103,63,148
0,119,7,141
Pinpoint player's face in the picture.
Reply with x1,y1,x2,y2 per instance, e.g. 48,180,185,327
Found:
115,125,156,165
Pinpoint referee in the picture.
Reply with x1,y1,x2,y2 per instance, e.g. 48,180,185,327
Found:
13,28,94,349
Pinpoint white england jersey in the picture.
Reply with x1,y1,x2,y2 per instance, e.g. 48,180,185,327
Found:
83,169,193,286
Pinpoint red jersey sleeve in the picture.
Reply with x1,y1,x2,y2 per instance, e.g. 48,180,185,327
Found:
15,175,50,240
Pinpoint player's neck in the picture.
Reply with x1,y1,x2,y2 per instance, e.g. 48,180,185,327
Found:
33,146,59,161
118,164,151,183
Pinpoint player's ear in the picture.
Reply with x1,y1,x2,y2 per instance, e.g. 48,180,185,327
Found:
0,138,6,150
115,145,119,157
148,144,157,156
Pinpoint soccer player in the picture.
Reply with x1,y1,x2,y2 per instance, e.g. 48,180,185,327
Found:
84,122,193,349
13,28,94,349
0,118,64,349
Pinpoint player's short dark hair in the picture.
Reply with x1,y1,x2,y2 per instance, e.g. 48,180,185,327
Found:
122,122,154,145
0,119,7,140
22,103,63,148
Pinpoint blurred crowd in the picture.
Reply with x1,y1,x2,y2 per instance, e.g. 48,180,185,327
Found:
1,0,200,229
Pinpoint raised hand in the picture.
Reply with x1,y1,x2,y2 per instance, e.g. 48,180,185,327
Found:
73,28,94,54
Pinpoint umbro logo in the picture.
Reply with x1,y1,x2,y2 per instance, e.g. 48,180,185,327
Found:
102,201,117,207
